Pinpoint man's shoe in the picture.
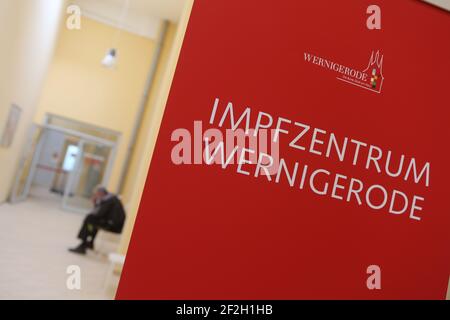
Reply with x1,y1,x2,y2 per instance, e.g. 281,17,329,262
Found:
86,242,94,250
69,243,87,255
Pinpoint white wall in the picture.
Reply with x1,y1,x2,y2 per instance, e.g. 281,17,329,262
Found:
0,0,66,202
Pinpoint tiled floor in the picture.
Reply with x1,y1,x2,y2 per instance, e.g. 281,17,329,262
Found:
0,188,120,300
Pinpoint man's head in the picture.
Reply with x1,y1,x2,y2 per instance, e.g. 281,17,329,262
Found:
93,185,108,199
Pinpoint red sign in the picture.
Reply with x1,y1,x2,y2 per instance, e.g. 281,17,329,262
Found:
117,0,450,299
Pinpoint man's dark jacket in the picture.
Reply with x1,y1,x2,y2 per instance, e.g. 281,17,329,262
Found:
94,194,126,233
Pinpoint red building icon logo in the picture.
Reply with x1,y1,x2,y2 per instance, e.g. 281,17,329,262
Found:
363,50,384,93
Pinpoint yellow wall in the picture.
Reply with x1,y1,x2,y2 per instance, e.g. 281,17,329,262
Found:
121,22,178,203
118,0,195,254
34,16,156,193
0,0,66,203
0,1,18,122
0,2,19,127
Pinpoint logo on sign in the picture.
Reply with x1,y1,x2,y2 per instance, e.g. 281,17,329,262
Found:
304,50,385,94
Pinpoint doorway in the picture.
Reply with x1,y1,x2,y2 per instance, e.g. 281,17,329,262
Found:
10,116,119,214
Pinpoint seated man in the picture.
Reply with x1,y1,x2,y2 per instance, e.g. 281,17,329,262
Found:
69,186,126,255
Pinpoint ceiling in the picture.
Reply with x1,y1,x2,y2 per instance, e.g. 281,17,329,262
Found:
71,0,188,39
70,0,449,40
422,0,450,11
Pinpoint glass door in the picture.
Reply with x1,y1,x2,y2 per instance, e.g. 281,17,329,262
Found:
62,139,114,213
9,125,46,203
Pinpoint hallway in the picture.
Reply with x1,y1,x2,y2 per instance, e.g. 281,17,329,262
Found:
0,190,119,299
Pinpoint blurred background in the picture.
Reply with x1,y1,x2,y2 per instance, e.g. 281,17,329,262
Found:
0,0,192,299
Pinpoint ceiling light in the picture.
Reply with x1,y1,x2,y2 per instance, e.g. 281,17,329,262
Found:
101,0,130,68
102,48,117,68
